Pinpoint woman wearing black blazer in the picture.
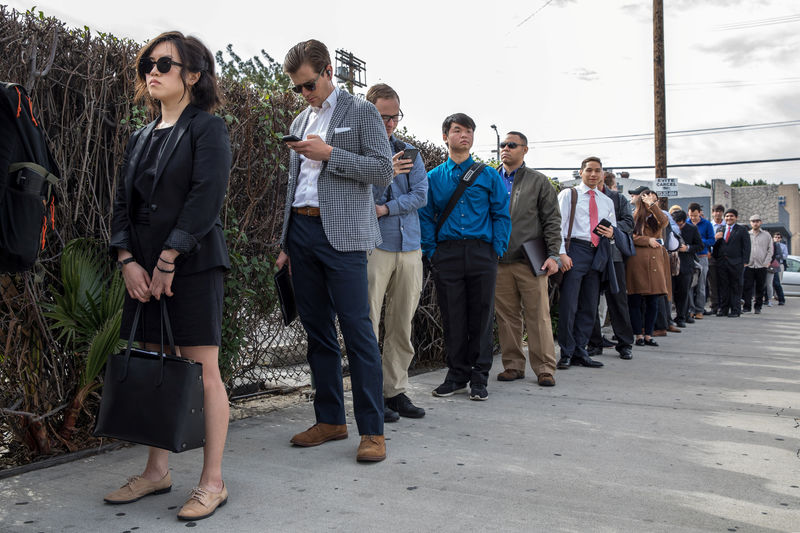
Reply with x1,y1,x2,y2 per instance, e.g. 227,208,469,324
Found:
106,31,231,521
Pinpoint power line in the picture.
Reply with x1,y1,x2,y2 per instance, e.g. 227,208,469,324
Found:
514,0,555,28
536,157,800,171
714,13,800,31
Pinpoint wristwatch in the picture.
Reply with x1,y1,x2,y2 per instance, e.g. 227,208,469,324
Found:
117,257,135,270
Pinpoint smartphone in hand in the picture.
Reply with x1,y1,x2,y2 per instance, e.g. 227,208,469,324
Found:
592,218,612,237
400,148,419,162
281,134,302,142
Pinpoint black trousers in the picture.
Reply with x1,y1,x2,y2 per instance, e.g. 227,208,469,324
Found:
717,259,744,315
742,267,767,310
671,271,692,322
590,260,634,350
432,239,497,387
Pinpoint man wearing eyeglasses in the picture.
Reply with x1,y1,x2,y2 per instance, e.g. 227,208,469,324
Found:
493,132,562,387
419,113,511,401
364,83,428,423
277,39,393,463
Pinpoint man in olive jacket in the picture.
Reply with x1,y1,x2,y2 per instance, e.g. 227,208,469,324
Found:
494,131,562,387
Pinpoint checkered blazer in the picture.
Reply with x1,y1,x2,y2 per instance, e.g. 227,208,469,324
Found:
280,90,393,252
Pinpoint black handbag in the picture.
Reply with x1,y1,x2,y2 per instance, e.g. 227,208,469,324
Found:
93,299,206,453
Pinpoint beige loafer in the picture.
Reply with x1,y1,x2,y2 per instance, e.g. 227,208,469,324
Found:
177,483,228,521
103,471,172,504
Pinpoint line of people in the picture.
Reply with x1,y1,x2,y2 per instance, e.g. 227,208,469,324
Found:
102,32,790,522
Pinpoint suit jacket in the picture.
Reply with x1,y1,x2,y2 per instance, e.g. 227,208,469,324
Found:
110,105,232,274
601,186,634,262
678,223,703,275
712,223,751,266
280,90,393,252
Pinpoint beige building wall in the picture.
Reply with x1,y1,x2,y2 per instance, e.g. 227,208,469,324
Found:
778,184,800,253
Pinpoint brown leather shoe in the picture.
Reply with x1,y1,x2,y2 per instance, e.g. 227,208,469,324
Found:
103,472,172,504
667,325,682,333
693,313,703,320
537,373,556,387
652,330,667,337
356,435,386,462
290,423,348,447
497,369,525,381
177,483,228,521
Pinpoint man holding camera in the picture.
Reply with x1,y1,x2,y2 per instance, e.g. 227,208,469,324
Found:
365,84,428,422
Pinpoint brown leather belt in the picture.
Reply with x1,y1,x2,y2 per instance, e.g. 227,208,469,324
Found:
292,206,320,217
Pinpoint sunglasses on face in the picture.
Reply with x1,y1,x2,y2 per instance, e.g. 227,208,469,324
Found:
291,69,326,94
380,110,404,124
500,142,525,149
138,57,184,78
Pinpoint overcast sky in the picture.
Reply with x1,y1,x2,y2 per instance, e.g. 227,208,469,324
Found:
7,0,800,185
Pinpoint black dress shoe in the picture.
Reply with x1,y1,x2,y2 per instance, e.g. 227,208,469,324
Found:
617,346,633,360
586,345,603,357
571,354,604,368
728,313,740,318
643,338,659,347
384,404,400,423
386,393,425,419
741,308,751,313
601,336,615,348
686,316,695,324
557,355,572,369
754,308,761,314
675,320,687,328
716,310,727,317
635,338,645,346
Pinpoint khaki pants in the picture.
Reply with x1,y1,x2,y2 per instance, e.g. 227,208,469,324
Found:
367,248,422,398
494,262,556,376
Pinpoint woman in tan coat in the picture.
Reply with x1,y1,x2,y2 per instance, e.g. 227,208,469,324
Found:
626,190,671,346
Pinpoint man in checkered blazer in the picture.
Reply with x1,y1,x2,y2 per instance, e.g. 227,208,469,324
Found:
276,39,393,463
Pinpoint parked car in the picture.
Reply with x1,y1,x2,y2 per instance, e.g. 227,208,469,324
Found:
781,255,800,297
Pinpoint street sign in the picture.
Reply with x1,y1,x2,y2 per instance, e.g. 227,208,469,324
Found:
654,177,678,198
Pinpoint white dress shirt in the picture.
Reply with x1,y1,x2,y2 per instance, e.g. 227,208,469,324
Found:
293,88,340,208
557,182,616,254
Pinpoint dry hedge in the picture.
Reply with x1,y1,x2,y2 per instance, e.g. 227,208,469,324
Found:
0,6,448,467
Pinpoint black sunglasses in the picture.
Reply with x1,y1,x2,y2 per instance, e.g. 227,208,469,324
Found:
291,68,327,94
500,142,525,149
138,57,184,78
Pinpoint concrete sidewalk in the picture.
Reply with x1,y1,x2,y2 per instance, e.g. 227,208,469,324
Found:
1,302,799,532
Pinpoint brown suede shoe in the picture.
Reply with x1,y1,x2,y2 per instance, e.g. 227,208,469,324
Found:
356,435,386,462
290,423,348,447
693,313,703,320
103,472,172,504
652,329,667,337
667,325,682,333
497,369,525,381
537,373,556,387
177,483,228,521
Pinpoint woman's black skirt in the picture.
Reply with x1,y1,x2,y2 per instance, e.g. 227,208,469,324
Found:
120,267,224,347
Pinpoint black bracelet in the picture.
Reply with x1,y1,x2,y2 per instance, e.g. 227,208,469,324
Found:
158,256,175,265
157,266,175,273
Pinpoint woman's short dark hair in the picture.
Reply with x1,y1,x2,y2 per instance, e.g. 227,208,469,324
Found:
134,31,223,114
442,113,475,135
580,156,602,170
284,39,331,75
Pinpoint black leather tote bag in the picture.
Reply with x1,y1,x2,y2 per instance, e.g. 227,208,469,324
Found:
94,299,206,452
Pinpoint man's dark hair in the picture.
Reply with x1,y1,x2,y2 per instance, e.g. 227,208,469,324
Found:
687,202,702,212
672,209,687,223
725,208,738,217
604,171,616,188
442,113,475,135
284,39,331,74
505,131,528,145
366,83,399,105
581,156,602,170
712,204,725,213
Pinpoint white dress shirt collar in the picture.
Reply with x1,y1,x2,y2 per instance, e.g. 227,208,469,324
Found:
312,87,339,113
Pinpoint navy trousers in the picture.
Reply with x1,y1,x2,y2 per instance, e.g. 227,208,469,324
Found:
287,214,384,435
558,241,600,357
590,260,634,350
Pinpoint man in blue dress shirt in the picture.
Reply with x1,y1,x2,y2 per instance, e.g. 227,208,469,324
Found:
687,202,715,318
419,113,511,401
365,84,428,422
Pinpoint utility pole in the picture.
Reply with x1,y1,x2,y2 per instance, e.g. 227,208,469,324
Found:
653,0,667,181
490,124,500,162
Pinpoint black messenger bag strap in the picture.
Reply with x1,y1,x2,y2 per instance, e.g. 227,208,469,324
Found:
435,162,486,241
564,187,578,252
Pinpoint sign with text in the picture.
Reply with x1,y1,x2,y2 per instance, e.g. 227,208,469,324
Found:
654,177,678,198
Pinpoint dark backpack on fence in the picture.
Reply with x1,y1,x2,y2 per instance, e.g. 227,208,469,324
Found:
0,82,60,273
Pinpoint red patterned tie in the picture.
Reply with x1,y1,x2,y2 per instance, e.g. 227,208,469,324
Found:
725,225,731,242
589,189,599,246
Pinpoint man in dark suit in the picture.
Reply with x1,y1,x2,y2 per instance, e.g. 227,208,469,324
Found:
671,210,704,327
587,172,635,360
276,39,393,462
712,208,751,318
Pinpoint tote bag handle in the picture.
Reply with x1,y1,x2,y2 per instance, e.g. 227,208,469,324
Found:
119,299,177,386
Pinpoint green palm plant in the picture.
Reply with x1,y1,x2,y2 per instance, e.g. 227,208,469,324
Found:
44,238,126,442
